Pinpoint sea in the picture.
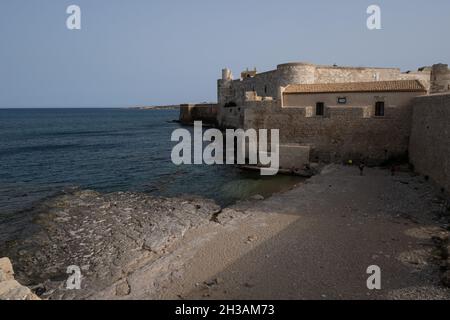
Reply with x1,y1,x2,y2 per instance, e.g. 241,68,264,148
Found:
0,108,301,243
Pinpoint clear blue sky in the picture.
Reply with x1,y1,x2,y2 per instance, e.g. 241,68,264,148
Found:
1,0,449,108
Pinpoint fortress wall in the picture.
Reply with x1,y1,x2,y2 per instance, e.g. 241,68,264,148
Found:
430,64,450,94
245,91,420,164
276,63,316,87
241,70,279,99
314,66,403,83
220,99,277,129
179,104,218,125
246,108,411,163
410,94,450,193
217,79,234,105
220,105,244,129
218,71,278,106
399,71,432,91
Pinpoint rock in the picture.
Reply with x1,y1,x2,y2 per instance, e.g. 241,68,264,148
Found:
115,280,131,296
0,258,40,300
441,271,450,287
431,235,448,246
0,258,14,281
204,278,222,287
32,284,47,296
213,208,243,225
0,280,38,300
2,191,221,300
250,194,265,201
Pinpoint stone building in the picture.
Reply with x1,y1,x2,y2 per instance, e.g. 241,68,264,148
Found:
246,80,427,165
215,61,450,169
217,62,432,128
178,61,450,193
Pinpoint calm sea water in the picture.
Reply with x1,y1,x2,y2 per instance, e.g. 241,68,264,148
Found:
0,108,301,242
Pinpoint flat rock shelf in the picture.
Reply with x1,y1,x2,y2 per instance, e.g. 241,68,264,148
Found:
2,190,221,300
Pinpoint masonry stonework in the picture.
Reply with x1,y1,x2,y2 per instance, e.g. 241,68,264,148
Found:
430,64,450,94
179,103,218,125
410,93,450,194
245,89,425,164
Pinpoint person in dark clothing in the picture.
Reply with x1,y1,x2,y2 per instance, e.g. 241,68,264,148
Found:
359,161,365,176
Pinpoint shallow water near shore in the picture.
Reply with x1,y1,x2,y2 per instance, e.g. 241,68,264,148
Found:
0,108,301,243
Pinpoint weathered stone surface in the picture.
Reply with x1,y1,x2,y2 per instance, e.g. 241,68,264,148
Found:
0,257,14,281
278,144,310,170
410,93,450,195
0,258,40,300
0,280,39,300
441,271,450,287
115,280,131,297
2,190,221,300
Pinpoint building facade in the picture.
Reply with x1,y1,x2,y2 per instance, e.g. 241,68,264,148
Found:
217,62,433,129
215,61,450,167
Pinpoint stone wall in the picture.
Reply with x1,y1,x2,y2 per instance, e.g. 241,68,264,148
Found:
430,64,450,94
315,66,400,83
218,94,276,129
218,105,245,129
399,71,432,91
245,90,422,164
278,144,311,170
410,93,450,193
179,103,218,125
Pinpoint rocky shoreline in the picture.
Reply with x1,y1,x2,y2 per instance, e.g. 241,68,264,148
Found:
1,165,450,300
1,190,221,300
0,257,39,300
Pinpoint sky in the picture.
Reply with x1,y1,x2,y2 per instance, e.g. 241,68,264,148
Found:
0,0,449,108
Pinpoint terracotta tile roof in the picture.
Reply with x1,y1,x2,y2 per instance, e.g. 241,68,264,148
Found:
284,80,426,94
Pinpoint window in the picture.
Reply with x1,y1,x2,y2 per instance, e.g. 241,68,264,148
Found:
224,101,237,108
264,85,268,94
375,101,385,116
316,102,324,116
337,97,347,104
